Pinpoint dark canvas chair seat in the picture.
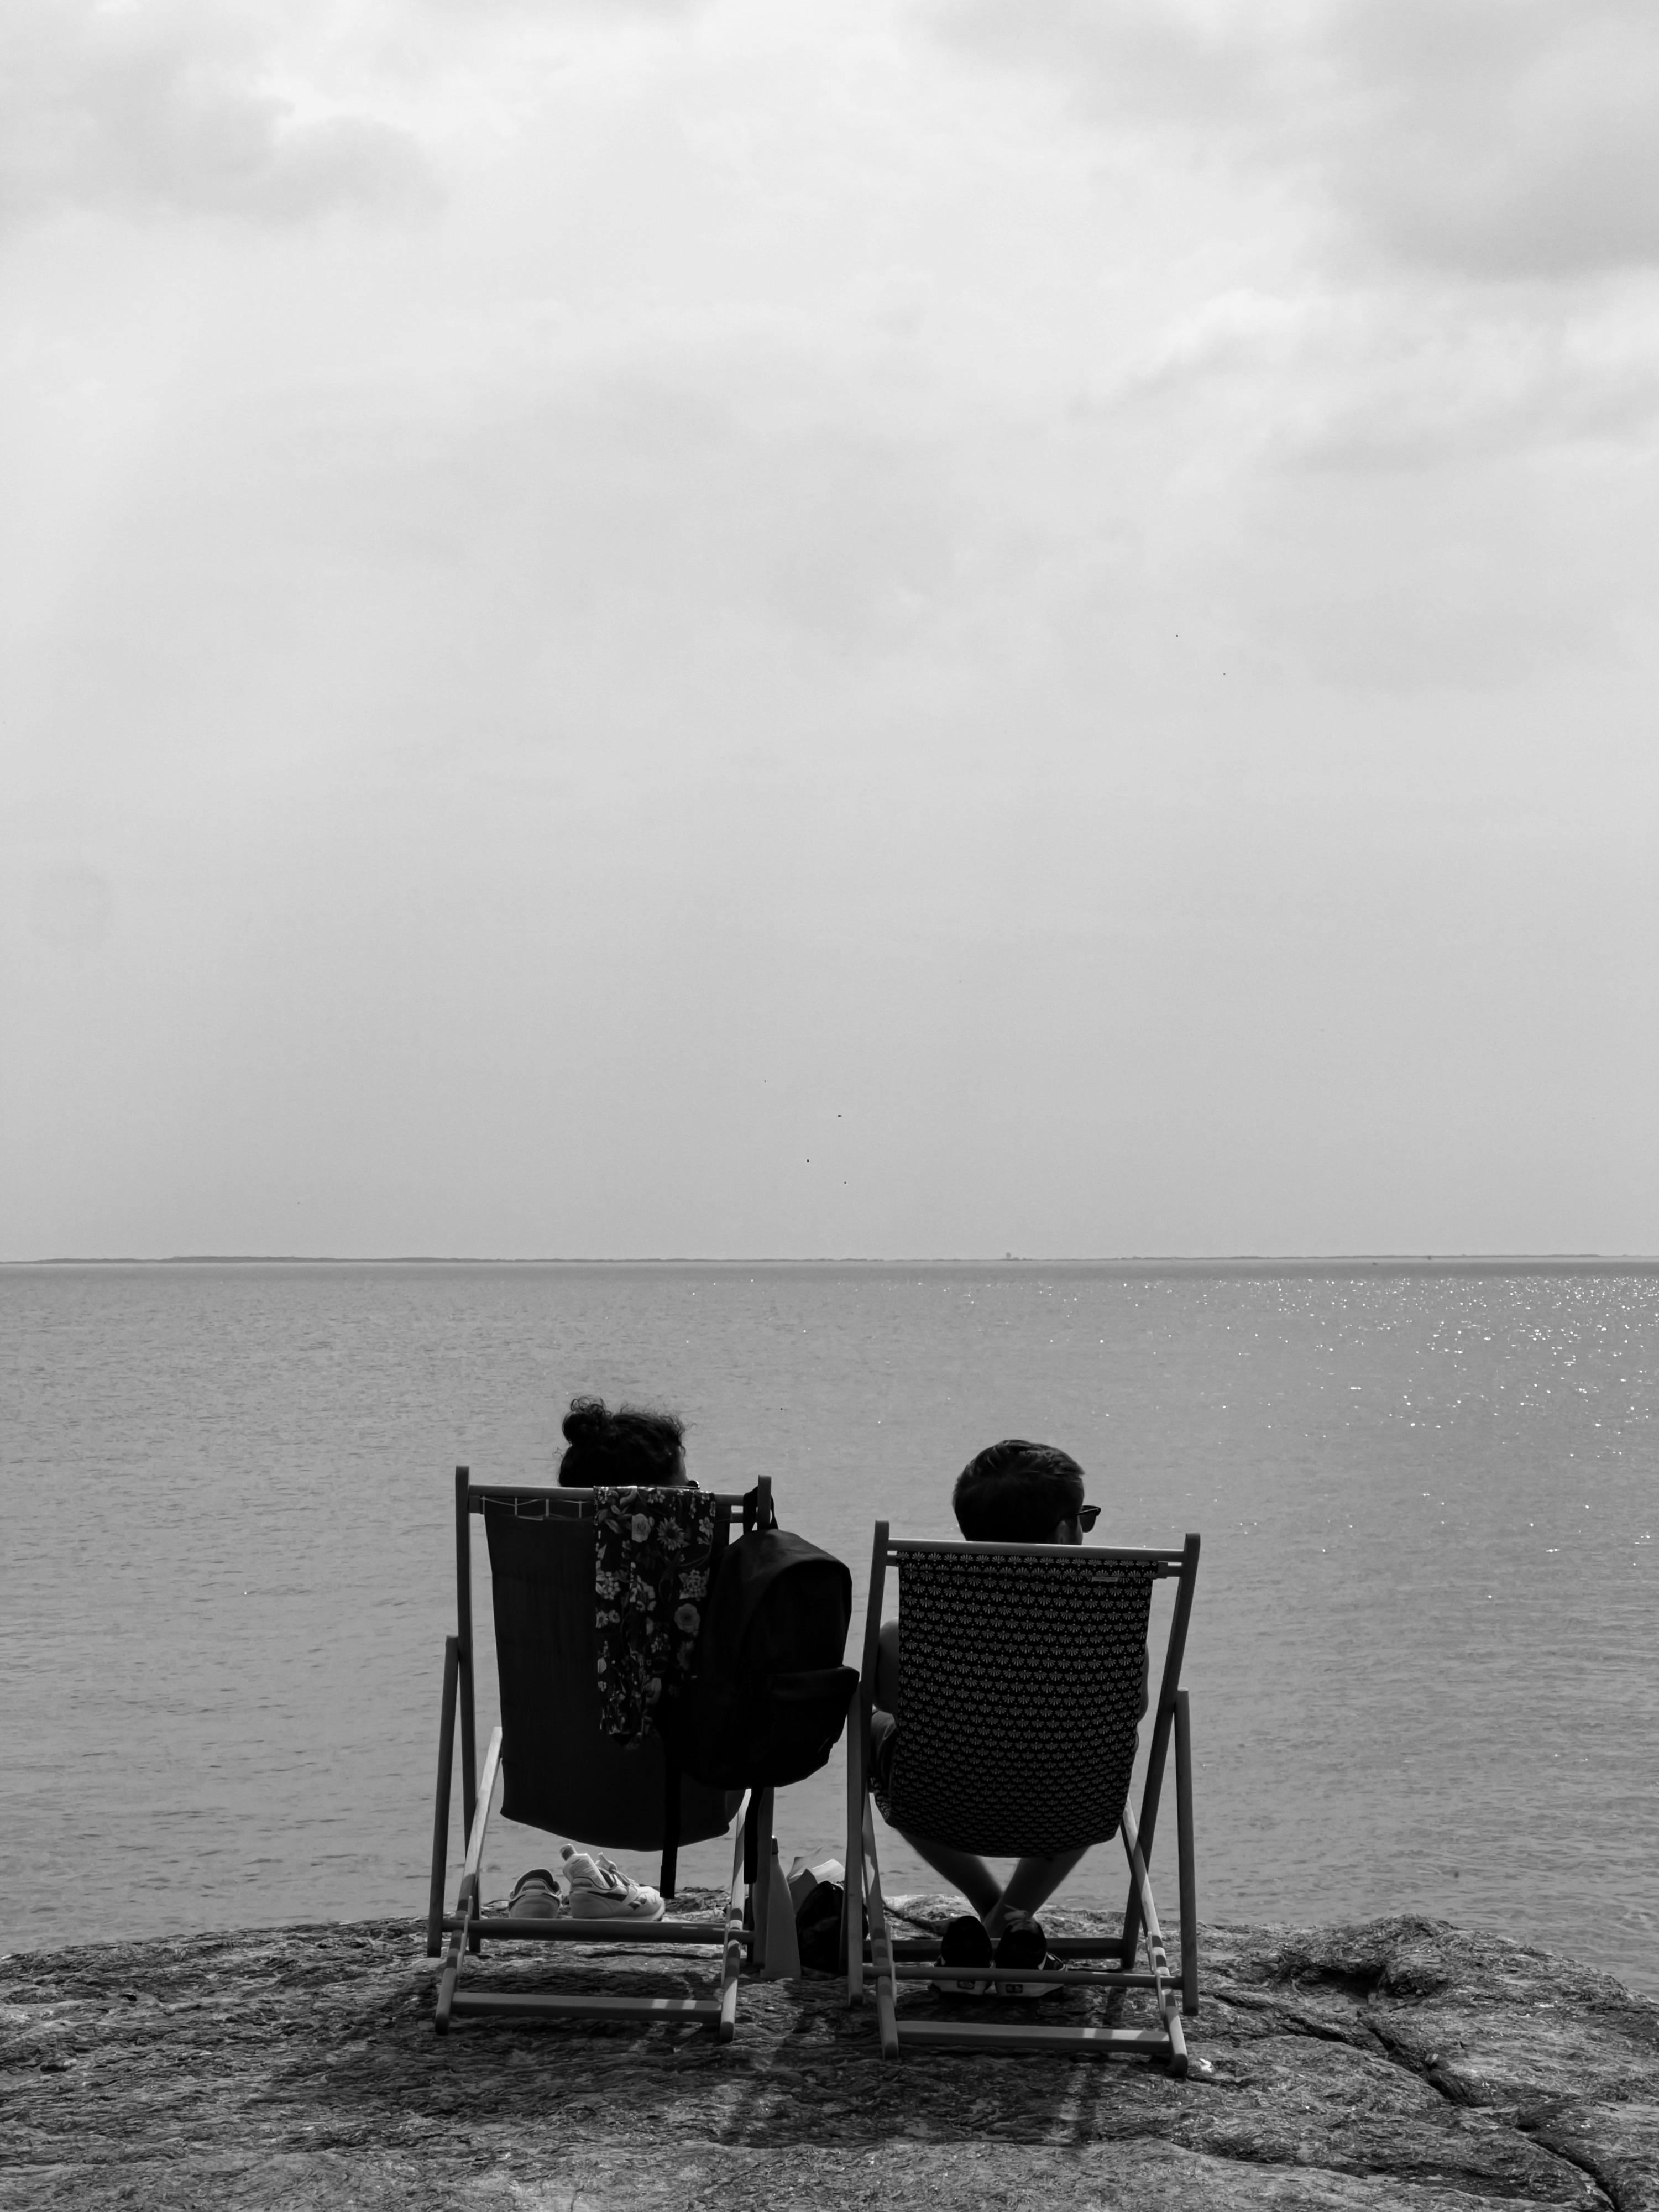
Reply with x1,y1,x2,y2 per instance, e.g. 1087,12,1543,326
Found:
428,1468,778,2041
486,1505,740,1851
847,1526,1200,2069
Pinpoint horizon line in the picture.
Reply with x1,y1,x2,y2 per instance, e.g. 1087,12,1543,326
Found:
6,1251,1657,1268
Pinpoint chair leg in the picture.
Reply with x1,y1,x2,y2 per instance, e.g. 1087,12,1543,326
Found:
433,1919,459,2031
435,1843,480,2035
716,1791,750,2043
427,1637,459,1958
849,1524,888,2009
1175,1688,1198,2017
845,1704,866,2006
861,1802,899,2059
434,1728,503,2033
1121,1801,1187,2079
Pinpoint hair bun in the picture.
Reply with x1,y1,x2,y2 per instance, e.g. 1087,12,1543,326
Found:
562,1394,610,1445
557,1393,686,1488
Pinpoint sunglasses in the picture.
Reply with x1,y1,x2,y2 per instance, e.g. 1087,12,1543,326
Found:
1077,1503,1101,1531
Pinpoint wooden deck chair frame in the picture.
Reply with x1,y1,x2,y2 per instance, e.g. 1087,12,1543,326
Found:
845,1525,1200,2069
428,1466,779,2039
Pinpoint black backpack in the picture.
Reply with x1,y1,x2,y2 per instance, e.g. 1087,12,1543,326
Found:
668,1489,858,1789
796,1879,848,1975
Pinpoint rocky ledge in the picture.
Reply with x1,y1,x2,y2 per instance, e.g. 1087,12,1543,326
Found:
3,1903,1657,2210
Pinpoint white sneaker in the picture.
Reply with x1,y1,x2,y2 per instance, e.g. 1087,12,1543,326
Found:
559,1845,666,1922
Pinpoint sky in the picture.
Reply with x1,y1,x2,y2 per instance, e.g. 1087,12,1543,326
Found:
3,0,1656,1259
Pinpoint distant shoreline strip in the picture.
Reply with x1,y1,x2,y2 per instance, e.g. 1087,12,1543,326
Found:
7,1253,1658,1273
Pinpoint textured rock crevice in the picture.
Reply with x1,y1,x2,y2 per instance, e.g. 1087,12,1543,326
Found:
3,1904,1656,2209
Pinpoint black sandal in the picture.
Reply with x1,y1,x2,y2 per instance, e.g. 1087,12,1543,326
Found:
994,1917,1064,1999
993,1918,1046,1970
931,1913,992,1996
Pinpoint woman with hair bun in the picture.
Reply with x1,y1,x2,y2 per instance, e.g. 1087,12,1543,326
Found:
508,1393,698,1921
557,1394,689,1488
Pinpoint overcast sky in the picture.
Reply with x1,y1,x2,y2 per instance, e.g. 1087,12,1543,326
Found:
3,0,1656,1259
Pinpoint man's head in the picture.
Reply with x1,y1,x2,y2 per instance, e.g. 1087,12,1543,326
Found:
952,1438,1089,1544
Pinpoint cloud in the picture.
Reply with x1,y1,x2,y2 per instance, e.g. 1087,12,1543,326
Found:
937,0,1659,280
0,0,438,227
29,341,969,789
914,2,1659,681
1334,0,1659,279
5,0,1658,1256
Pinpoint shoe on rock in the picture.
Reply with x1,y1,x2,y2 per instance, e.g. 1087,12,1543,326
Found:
559,1844,666,1922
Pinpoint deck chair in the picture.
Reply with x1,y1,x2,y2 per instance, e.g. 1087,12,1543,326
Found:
429,1466,780,2038
845,1525,1200,2069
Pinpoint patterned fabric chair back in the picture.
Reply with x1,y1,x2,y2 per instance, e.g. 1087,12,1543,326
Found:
880,1548,1156,1857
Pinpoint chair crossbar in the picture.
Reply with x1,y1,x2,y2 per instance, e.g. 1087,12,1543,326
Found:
1048,1937,1148,1959
883,1536,1185,1566
449,1992,728,2024
444,1916,730,1944
889,1964,1163,1989
878,1935,1144,1963
892,2021,1178,2056
465,1481,765,1516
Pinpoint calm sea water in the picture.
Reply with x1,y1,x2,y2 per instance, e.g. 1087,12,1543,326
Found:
2,1261,1655,1992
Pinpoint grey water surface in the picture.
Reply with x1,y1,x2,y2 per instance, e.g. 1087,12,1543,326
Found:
2,1260,1654,1990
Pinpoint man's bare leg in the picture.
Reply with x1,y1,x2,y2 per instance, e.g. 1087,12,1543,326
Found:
985,1845,1089,1937
891,1834,1090,1933
897,1834,1004,1920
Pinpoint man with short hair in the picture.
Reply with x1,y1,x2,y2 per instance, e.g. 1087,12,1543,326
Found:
949,1436,1100,1547
871,1438,1146,1986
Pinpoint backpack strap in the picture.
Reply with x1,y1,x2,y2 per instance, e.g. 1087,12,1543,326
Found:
741,1481,778,1535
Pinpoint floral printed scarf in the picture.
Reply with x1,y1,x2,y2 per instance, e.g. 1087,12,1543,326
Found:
593,1486,721,1744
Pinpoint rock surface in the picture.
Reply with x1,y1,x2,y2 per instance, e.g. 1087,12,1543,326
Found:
4,1901,1657,2209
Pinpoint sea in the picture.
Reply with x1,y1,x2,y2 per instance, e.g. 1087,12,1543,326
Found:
2,1261,1655,1992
